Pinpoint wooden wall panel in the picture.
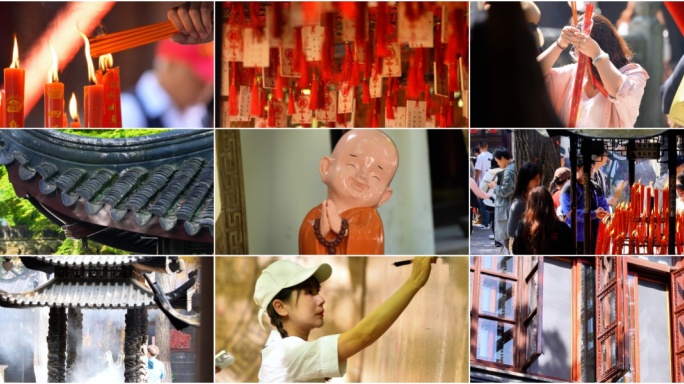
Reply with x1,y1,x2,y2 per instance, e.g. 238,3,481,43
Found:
359,257,469,383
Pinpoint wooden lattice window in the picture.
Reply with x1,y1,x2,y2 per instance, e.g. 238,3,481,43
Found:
671,264,684,382
595,256,630,382
470,256,543,371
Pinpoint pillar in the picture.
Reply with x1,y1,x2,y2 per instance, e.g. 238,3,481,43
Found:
124,307,148,383
47,307,66,383
66,308,83,382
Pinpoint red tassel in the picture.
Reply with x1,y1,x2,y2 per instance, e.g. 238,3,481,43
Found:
371,99,379,127
386,78,395,120
425,84,431,119
343,43,354,80
351,60,360,87
250,77,261,116
309,74,320,110
321,13,335,81
294,27,308,88
299,59,309,89
288,87,295,115
413,48,427,99
364,39,373,78
275,68,284,101
439,104,447,128
268,99,276,127
260,84,267,118
407,53,419,100
446,98,455,127
448,63,459,93
375,3,388,57
386,100,394,120
229,62,238,116
362,79,371,104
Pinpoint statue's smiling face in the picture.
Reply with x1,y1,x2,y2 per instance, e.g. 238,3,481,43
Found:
324,131,398,209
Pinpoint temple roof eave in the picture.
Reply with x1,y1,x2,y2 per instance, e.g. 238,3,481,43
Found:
0,277,157,309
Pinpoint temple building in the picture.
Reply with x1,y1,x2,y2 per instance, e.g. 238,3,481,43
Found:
0,256,201,383
470,256,683,382
0,130,214,255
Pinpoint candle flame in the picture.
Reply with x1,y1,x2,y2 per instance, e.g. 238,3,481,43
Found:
10,35,19,69
79,31,97,84
69,92,79,122
48,43,59,83
98,53,113,72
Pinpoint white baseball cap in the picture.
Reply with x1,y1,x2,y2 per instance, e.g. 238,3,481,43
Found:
254,260,332,330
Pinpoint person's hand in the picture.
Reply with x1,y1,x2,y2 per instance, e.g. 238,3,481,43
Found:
606,196,617,206
319,200,331,237
568,30,602,60
168,2,214,45
596,207,609,219
408,257,437,289
325,200,343,234
557,26,576,49
487,181,496,190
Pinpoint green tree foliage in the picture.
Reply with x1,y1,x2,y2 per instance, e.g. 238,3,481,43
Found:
54,238,129,255
59,129,169,138
0,167,58,232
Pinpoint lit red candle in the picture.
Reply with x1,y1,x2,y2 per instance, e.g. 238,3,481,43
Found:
95,54,122,128
44,44,64,128
81,33,103,128
69,93,80,127
0,90,5,127
4,36,25,128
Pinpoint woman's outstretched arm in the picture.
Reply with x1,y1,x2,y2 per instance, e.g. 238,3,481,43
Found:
337,257,435,361
537,26,575,77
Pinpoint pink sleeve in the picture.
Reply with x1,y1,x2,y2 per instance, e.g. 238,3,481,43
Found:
545,64,575,111
608,64,649,125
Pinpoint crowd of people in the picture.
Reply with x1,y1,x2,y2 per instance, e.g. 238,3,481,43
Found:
470,139,684,255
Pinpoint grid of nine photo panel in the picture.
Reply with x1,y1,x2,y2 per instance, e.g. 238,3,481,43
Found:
1,1,682,384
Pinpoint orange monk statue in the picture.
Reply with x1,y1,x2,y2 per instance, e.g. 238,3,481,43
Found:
299,130,399,255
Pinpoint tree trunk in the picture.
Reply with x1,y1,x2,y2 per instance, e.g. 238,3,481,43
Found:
156,273,173,383
513,130,562,187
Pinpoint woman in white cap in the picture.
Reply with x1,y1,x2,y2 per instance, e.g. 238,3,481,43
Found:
254,257,435,383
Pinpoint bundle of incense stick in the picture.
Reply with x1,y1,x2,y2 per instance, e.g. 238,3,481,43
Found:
88,20,178,58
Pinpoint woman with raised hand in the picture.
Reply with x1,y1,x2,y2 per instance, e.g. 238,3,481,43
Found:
254,257,435,382
537,13,648,127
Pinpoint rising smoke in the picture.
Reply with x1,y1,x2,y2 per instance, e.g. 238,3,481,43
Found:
0,307,161,382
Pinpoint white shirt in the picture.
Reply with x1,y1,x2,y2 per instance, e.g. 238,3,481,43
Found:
121,70,208,128
259,330,347,383
474,151,493,185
